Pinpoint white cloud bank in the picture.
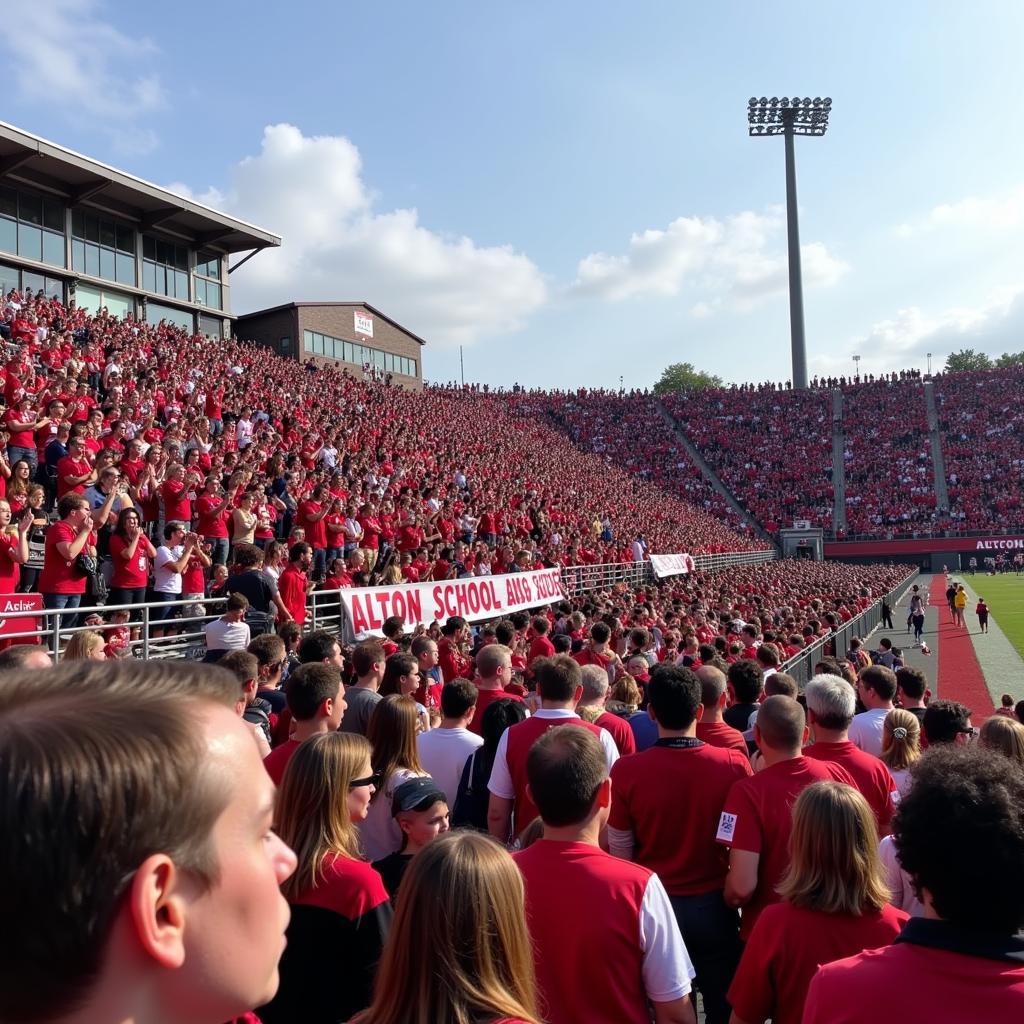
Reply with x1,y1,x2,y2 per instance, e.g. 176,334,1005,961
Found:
1,0,165,154
172,124,548,350
896,183,1024,236
571,208,848,308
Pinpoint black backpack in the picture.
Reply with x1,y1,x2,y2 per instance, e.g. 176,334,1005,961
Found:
451,748,493,831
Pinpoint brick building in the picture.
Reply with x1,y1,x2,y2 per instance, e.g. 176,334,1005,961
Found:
235,301,425,389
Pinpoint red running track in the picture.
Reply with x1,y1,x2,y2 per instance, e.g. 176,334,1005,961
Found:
928,577,995,719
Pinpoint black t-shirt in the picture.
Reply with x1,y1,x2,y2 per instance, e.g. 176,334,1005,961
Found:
371,852,412,900
225,569,277,613
724,702,759,732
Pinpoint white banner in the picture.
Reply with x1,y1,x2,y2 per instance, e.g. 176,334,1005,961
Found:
649,553,694,579
354,311,374,337
341,567,565,636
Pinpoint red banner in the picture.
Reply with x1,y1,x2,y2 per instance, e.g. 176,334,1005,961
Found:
0,593,43,647
824,535,1024,558
341,568,566,636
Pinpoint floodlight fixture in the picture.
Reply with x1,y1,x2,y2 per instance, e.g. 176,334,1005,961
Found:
747,94,833,389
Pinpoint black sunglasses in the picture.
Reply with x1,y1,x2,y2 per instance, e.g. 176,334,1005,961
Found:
348,772,381,790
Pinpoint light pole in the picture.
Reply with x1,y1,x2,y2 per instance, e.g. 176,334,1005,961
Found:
748,96,832,390
926,352,932,375
853,354,861,379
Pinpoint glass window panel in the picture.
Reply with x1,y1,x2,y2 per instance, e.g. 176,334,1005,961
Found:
0,262,19,295
206,282,220,309
373,349,385,369
115,252,135,284
85,243,100,278
42,230,65,267
143,235,155,260
75,283,101,314
410,359,417,377
303,330,312,348
175,247,187,271
194,279,206,306
99,220,116,249
174,270,187,298
280,336,291,353
153,264,165,295
17,223,42,262
99,246,115,281
0,218,15,255
71,209,86,238
102,289,133,319
156,239,169,264
85,214,100,243
116,224,134,253
141,261,154,292
44,276,64,301
22,270,45,295
19,193,42,226
72,239,85,272
0,188,16,219
42,200,64,232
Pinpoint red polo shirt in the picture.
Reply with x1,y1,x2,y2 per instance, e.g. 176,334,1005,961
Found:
466,685,523,736
717,756,856,939
696,720,748,755
803,739,897,835
278,564,308,625
610,739,752,895
596,710,637,756
728,901,907,1024
802,919,1024,1024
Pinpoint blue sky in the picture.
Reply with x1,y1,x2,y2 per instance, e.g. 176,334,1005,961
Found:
6,1,1024,388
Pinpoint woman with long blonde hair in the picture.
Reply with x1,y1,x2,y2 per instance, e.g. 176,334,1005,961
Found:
880,708,921,798
354,831,541,1024
258,732,391,1024
979,715,1024,768
360,695,429,862
727,782,907,1024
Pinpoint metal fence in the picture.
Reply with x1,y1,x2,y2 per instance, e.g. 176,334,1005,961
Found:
5,549,781,659
778,568,920,689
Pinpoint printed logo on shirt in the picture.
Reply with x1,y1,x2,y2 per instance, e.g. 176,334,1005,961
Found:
716,811,738,843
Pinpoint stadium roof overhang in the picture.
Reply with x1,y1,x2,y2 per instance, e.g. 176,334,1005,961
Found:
0,121,281,258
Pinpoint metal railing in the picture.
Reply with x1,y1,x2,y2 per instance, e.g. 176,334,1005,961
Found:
2,548,781,659
778,568,920,688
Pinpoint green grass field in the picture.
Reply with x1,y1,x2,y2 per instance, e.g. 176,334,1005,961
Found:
968,574,1024,660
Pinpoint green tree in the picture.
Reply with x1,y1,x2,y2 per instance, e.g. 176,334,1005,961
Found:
943,349,993,373
994,351,1024,369
653,362,723,395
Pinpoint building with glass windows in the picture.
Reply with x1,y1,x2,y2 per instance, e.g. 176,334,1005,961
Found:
236,302,425,388
0,121,279,336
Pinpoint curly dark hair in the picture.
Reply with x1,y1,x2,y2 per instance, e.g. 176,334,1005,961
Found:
894,746,1024,933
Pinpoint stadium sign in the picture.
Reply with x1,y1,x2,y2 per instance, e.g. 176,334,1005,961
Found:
825,533,1024,558
354,310,374,337
650,553,695,578
342,567,565,636
0,593,42,639
974,538,1024,550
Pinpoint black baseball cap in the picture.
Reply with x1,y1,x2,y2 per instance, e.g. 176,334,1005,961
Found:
391,777,447,816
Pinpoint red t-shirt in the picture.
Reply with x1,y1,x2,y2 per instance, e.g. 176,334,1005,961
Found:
264,738,301,786
595,710,638,756
527,634,555,664
438,637,471,683
696,720,748,755
278,564,308,625
161,479,191,524
467,686,524,736
56,456,91,497
0,533,20,592
728,901,908,1024
718,756,856,939
803,740,897,835
297,500,327,549
39,521,95,594
109,534,151,589
610,740,752,895
195,495,229,539
4,408,34,448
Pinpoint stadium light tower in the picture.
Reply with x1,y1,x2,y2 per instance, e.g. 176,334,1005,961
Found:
748,96,832,390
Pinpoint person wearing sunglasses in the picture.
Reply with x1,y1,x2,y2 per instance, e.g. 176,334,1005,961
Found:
258,732,391,1024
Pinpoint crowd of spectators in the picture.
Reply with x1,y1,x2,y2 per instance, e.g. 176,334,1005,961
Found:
661,386,834,533
934,366,1024,533
841,378,940,537
509,389,758,536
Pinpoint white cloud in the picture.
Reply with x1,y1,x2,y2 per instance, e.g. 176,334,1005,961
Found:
1,0,166,154
570,207,848,308
812,286,1024,376
898,183,1024,236
174,124,547,349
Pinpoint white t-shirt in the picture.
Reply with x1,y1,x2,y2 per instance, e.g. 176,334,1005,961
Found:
416,726,483,805
848,708,891,758
879,835,924,916
204,617,251,652
154,544,184,594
